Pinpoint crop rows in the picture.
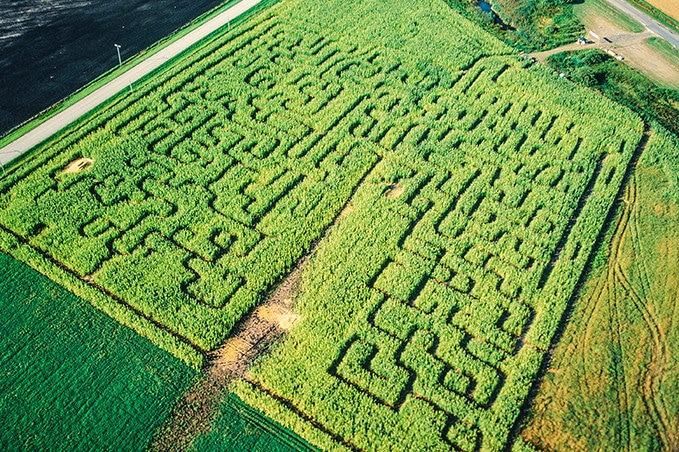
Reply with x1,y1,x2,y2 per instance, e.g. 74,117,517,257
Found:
0,10,516,366
0,4,644,449
234,68,641,446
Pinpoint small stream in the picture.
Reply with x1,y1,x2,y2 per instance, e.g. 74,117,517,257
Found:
477,0,514,30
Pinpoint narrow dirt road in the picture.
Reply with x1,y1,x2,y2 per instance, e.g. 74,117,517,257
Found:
0,0,261,167
606,0,679,47
530,29,654,62
530,1,679,89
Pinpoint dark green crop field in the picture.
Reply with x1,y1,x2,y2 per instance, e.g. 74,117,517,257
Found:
0,251,195,450
191,394,316,451
0,0,667,449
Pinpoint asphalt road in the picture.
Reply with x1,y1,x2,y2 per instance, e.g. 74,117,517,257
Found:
606,0,679,48
0,0,261,167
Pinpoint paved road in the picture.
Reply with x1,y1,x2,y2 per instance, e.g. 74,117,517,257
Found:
606,0,679,48
0,0,261,167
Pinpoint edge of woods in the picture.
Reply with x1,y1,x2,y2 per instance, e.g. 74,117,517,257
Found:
0,0,275,156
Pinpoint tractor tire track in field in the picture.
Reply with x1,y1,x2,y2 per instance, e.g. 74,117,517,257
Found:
523,126,675,451
617,173,672,449
606,195,633,449
594,141,671,450
580,251,611,422
512,123,651,450
632,171,675,449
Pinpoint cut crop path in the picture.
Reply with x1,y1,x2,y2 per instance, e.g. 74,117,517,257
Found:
228,3,645,449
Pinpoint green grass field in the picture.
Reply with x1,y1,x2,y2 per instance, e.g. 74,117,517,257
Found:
0,251,196,450
521,124,679,450
0,0,672,449
191,394,317,451
647,37,679,74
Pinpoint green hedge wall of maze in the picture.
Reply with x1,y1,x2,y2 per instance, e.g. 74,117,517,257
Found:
0,5,522,368
0,1,644,448
223,5,641,452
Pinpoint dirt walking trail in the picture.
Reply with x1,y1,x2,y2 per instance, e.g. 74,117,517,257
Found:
149,259,305,452
0,0,262,167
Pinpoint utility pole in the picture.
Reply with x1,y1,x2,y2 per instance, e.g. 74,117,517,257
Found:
114,43,122,67
114,44,133,92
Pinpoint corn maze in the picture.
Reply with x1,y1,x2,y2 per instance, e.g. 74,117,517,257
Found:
0,2,645,450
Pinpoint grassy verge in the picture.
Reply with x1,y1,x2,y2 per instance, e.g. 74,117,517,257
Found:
0,251,197,450
521,124,679,450
627,0,679,34
0,0,245,151
574,0,645,33
547,49,679,135
647,36,679,67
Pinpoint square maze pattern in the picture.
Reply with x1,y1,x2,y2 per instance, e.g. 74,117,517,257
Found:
0,16,640,446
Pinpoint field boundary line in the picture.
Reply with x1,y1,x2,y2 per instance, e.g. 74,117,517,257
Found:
0,223,207,366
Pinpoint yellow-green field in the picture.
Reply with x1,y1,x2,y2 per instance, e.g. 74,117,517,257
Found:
522,126,679,450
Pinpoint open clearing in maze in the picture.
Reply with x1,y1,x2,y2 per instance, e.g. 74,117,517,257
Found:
0,0,646,449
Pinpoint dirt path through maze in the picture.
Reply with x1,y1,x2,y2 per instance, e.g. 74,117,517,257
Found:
149,258,306,451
